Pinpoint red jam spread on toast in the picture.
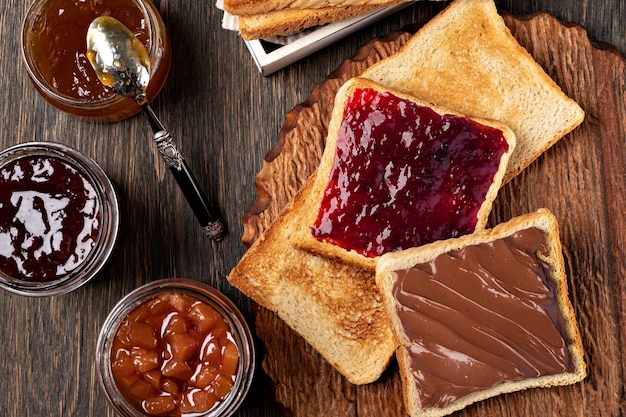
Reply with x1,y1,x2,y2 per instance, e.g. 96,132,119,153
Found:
0,156,101,281
392,227,573,409
26,0,150,101
111,292,240,416
311,87,509,257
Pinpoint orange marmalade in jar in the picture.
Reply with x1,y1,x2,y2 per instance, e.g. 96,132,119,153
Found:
21,0,171,122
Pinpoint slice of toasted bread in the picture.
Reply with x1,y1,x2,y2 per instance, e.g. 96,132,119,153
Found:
376,208,586,417
238,4,389,40
228,176,396,384
293,77,516,270
224,0,402,18
362,0,585,183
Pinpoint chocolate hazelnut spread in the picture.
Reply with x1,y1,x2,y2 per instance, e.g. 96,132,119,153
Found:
391,227,573,409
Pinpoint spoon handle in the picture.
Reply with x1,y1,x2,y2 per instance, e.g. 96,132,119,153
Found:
142,105,225,240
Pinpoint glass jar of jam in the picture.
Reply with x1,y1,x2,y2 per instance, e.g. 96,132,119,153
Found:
21,0,171,122
96,279,256,417
0,142,120,296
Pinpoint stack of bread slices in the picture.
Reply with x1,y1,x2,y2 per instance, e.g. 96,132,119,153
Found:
222,0,410,40
228,0,587,415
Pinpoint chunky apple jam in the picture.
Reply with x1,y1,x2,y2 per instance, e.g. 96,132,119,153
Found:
110,292,240,416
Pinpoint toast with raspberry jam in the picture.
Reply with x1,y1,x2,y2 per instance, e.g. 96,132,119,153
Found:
293,77,516,270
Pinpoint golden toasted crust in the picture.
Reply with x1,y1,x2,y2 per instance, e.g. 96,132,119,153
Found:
293,77,516,269
375,209,587,417
362,0,585,183
228,177,395,384
238,5,388,40
224,0,401,18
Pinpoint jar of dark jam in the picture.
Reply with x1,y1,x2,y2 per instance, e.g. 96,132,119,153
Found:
0,142,120,296
96,279,256,417
21,0,171,122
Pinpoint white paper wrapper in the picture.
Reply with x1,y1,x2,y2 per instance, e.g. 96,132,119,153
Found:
216,0,240,31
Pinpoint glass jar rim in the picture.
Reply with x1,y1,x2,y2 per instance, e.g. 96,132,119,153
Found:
20,0,159,108
96,278,256,417
0,141,120,296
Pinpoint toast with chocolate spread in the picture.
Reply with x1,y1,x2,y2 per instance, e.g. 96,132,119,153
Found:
362,0,585,184
375,208,586,417
293,77,516,270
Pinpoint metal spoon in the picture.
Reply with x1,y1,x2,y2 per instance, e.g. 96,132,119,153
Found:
86,16,225,240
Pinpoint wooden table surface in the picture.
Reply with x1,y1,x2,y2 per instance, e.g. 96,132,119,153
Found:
0,1,624,416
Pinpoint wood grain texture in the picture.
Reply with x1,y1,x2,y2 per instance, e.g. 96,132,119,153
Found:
242,11,626,417
0,1,624,416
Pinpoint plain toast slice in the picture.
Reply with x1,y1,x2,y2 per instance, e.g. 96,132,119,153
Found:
228,176,395,384
224,0,403,19
238,4,393,40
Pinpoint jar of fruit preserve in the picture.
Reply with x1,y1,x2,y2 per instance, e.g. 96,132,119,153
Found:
0,142,120,296
21,0,171,122
96,279,256,417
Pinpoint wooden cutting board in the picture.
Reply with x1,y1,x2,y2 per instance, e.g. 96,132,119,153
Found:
242,12,626,417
